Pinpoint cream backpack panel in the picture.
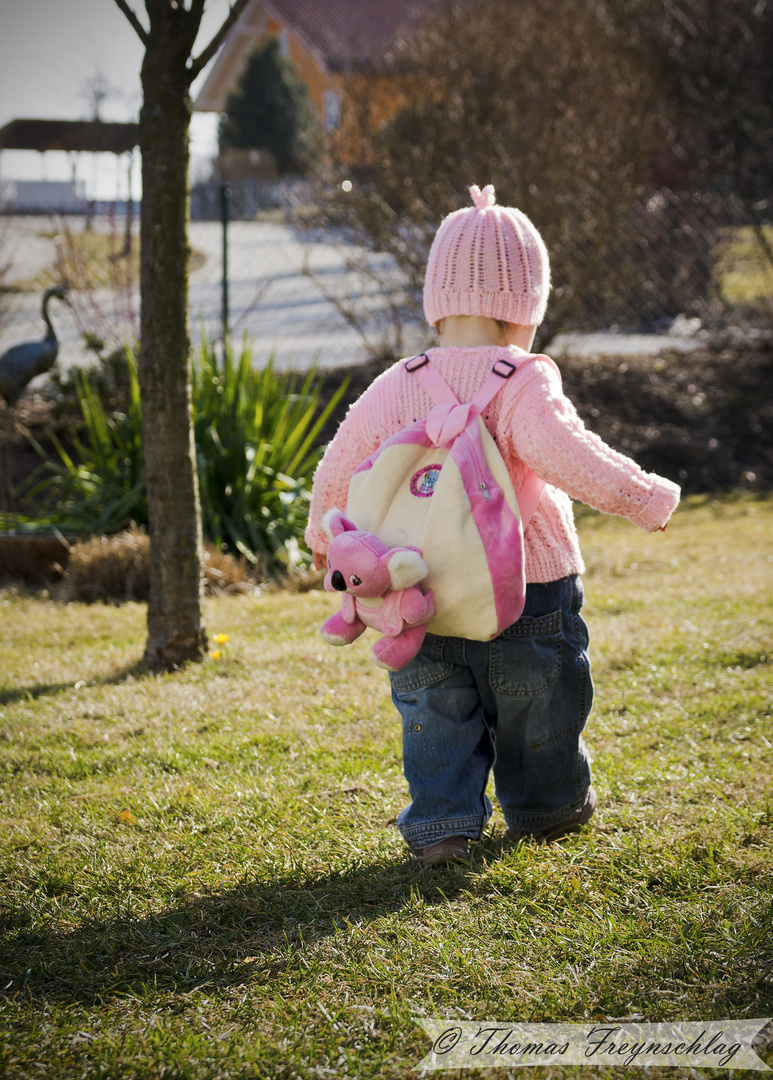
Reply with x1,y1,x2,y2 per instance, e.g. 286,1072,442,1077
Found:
346,353,548,640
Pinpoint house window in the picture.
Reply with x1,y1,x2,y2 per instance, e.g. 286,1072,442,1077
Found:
278,27,290,57
325,89,342,131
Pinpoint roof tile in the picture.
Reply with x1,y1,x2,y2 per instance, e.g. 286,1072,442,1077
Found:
262,0,429,70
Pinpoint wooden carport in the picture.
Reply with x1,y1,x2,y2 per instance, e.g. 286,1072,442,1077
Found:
0,119,139,154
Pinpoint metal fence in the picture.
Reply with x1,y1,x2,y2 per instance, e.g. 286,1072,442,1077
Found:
565,188,769,334
1,184,770,384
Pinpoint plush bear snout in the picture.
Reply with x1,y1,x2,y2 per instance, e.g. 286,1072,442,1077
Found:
330,570,347,591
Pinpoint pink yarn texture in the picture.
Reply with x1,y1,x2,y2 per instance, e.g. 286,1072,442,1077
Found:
423,185,551,327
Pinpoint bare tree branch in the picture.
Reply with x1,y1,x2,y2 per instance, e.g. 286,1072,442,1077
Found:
176,0,208,70
113,0,149,45
188,0,250,79
189,0,206,24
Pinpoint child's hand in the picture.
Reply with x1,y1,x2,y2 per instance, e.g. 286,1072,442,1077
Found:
313,551,325,570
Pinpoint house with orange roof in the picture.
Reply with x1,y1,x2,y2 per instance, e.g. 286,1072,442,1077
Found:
194,0,432,165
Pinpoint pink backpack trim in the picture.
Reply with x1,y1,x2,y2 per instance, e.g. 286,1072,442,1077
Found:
450,404,525,632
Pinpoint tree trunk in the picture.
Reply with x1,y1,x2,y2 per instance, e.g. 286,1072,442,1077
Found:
138,29,206,668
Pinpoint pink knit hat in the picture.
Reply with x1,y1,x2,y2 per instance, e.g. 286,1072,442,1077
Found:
423,184,551,327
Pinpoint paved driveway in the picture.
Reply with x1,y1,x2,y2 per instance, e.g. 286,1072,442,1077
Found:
0,215,380,377
0,215,705,395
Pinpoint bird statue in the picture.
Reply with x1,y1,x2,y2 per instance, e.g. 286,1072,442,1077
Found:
0,286,69,408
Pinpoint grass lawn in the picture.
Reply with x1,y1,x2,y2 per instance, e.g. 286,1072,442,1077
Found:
1,496,771,1078
716,226,773,306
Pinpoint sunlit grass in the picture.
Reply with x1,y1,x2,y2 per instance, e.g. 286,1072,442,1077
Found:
0,495,771,1078
715,225,773,305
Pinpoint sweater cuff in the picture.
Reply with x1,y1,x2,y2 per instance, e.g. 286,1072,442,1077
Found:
631,477,681,531
305,523,329,556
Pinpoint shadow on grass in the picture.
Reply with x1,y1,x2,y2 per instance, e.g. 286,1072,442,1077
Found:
0,659,158,707
1,858,481,1005
3,850,772,1025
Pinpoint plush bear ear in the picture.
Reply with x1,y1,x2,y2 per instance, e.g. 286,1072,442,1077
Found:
322,508,359,539
384,548,428,590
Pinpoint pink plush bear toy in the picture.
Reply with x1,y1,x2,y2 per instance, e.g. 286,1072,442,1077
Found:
319,509,436,671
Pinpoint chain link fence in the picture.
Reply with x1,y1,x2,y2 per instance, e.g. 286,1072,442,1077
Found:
567,187,772,335
0,190,376,374
1,182,770,383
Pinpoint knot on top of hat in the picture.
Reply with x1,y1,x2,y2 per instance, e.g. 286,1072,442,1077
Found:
469,184,496,209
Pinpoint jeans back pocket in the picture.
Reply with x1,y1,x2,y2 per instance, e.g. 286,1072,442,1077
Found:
489,609,563,697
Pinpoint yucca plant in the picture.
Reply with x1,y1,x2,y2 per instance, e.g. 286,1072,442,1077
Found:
192,336,347,566
14,346,146,535
9,339,347,574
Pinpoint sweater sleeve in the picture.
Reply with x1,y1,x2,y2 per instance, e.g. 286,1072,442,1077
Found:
305,379,391,556
503,359,681,531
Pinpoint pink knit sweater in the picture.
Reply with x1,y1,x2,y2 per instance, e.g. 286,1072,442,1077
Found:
306,345,680,583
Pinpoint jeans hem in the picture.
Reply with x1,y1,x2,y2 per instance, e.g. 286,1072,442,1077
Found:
501,786,590,833
398,814,488,848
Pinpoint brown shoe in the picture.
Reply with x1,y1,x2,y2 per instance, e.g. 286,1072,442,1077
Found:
412,835,469,867
507,787,597,843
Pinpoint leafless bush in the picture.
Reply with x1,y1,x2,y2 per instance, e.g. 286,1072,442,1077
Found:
613,0,773,324
301,0,666,351
59,527,150,603
52,212,139,353
299,0,773,352
201,544,258,596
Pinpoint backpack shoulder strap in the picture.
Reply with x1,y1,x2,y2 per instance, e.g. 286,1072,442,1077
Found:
472,352,563,412
470,354,553,526
405,352,515,410
403,354,459,406
406,351,561,411
470,358,519,412
404,352,550,525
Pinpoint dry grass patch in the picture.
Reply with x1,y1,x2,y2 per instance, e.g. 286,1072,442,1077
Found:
57,527,258,603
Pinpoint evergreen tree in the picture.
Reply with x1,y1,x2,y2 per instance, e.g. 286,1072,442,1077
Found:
220,38,321,175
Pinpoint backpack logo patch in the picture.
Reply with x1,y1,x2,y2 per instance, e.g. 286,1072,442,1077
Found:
410,464,443,498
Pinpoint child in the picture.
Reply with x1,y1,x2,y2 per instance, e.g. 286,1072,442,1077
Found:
306,185,680,867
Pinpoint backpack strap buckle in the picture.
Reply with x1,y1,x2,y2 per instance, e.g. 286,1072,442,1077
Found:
471,359,519,412
404,353,430,372
404,354,460,405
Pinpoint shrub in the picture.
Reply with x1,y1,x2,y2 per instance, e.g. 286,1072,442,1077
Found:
58,527,258,604
305,0,773,349
21,346,146,535
10,340,347,575
191,336,346,567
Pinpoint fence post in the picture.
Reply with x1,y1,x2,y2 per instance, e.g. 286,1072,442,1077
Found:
220,179,231,344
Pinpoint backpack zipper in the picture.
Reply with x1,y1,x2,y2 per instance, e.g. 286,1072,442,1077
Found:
460,430,491,501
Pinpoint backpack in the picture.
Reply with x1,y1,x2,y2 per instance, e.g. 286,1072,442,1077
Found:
345,352,547,641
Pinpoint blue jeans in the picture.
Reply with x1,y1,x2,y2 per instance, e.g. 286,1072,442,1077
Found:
389,575,594,847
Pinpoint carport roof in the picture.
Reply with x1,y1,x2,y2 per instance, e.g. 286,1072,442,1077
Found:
0,119,139,154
